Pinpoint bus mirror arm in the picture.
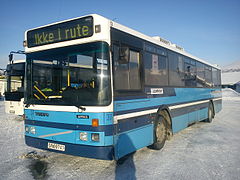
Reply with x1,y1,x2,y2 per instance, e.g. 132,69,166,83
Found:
9,54,13,63
9,50,25,64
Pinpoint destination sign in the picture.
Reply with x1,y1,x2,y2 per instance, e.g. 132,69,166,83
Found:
27,16,93,48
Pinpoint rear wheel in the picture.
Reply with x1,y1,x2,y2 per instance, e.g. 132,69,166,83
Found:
206,103,214,123
149,116,167,150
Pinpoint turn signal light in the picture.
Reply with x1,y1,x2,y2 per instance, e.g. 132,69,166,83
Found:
92,119,99,127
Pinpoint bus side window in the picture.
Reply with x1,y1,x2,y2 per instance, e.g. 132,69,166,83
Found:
184,58,196,87
169,52,184,86
113,45,141,90
144,52,168,86
129,50,141,89
113,45,129,90
212,68,219,87
205,65,212,87
196,62,205,87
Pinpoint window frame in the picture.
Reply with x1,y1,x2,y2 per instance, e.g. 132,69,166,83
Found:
113,44,143,92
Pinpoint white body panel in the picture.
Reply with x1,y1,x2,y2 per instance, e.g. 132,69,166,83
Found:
0,80,7,96
5,98,24,115
24,14,111,53
26,103,114,113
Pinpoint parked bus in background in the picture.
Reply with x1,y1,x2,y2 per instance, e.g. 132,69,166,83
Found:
23,14,222,160
4,51,25,115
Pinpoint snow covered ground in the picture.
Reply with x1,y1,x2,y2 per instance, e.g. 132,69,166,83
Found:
1,89,240,180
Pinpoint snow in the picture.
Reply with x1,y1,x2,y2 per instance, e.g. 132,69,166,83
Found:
1,89,240,180
221,60,240,85
222,88,240,100
221,71,240,85
222,60,240,72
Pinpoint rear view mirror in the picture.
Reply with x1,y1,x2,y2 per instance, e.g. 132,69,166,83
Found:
9,54,13,63
119,47,129,64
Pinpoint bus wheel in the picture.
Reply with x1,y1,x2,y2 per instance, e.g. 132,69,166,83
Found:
150,116,167,150
206,103,214,123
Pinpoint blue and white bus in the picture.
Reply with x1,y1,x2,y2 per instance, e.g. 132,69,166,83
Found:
24,14,222,160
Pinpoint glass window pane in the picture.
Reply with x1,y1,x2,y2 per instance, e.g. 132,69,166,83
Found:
196,62,205,87
212,68,218,87
144,52,168,86
113,45,130,90
169,52,184,86
129,50,141,89
184,58,196,87
205,65,212,86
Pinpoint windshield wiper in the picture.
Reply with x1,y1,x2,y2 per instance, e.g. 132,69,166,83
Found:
25,102,33,108
75,105,86,111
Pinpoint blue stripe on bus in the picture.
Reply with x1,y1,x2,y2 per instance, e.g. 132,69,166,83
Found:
25,99,213,137
25,136,114,160
170,101,209,117
114,104,159,116
25,125,113,146
114,87,176,101
114,98,211,116
114,88,220,115
117,114,152,133
24,110,113,126
25,119,115,136
25,113,152,135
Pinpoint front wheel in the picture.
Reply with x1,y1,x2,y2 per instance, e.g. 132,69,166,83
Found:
149,116,167,150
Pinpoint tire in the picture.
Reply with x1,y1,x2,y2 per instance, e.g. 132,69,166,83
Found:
149,116,167,150
206,103,214,123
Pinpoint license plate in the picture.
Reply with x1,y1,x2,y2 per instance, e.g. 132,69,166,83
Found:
47,142,65,151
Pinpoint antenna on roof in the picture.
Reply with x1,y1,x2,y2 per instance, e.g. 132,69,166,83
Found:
152,36,171,46
171,44,184,51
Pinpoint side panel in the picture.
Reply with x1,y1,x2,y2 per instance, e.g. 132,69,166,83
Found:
113,87,222,153
171,114,189,133
189,111,197,124
198,107,208,120
115,124,153,160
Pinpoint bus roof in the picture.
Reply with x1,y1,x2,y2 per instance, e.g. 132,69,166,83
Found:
110,16,220,70
25,14,220,70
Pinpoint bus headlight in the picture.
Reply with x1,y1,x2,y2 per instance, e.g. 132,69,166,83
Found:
91,133,100,142
25,126,36,134
80,132,88,141
30,127,36,134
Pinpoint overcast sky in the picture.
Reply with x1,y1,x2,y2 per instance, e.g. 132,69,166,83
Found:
0,0,239,68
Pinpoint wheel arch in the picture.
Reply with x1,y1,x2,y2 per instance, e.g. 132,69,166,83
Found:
156,105,173,139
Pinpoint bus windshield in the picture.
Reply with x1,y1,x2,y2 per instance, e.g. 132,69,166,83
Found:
25,42,111,106
5,62,25,101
